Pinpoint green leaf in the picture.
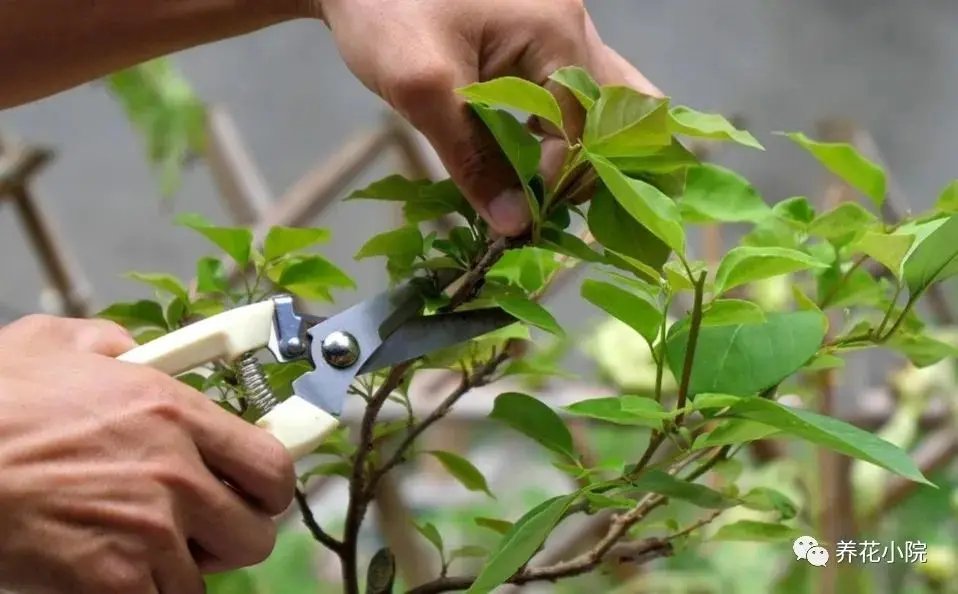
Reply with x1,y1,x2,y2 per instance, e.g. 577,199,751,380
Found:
584,492,635,510
727,397,931,485
901,214,958,298
677,164,770,224
808,202,879,245
106,59,206,198
588,184,671,275
414,522,444,555
610,140,700,174
345,175,471,223
583,87,671,157
355,225,423,261
205,570,256,594
458,77,564,131
666,311,827,397
773,196,817,229
886,331,958,368
165,297,187,328
263,227,331,261
691,419,781,449
474,517,513,535
299,461,352,481
97,300,168,331
849,231,914,279
669,106,763,150
465,494,576,594
581,279,662,345
701,299,766,327
934,180,958,212
779,131,887,208
564,395,675,430
692,393,744,410
548,66,601,109
741,487,799,520
449,546,489,563
710,520,802,543
124,272,189,302
539,228,603,263
629,469,739,509
589,154,685,254
818,265,885,309
489,392,574,459
426,451,494,498
488,247,561,294
273,254,355,302
804,353,845,371
496,298,563,336
714,246,829,296
469,104,540,183
196,257,228,293
175,213,253,267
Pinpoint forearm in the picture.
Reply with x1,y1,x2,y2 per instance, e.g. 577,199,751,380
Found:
0,0,315,109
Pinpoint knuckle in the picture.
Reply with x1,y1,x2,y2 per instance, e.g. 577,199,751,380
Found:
384,61,455,112
94,555,150,594
147,463,203,502
134,381,188,424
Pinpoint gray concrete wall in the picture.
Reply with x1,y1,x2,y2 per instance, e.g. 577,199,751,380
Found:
1,0,956,399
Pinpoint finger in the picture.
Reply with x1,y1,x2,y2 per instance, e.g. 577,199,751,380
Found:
185,472,277,571
152,538,205,594
0,314,136,356
180,396,296,516
393,73,533,237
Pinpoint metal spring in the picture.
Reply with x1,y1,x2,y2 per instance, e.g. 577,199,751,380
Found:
237,353,278,414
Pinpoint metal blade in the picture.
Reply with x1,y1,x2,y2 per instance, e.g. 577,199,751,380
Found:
357,308,519,374
291,281,426,416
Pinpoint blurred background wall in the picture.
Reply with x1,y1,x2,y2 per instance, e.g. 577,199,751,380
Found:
1,0,957,390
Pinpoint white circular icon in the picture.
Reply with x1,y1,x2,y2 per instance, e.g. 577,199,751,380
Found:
806,546,829,567
793,536,818,560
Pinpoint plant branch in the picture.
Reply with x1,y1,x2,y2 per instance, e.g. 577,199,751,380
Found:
294,488,343,555
440,235,519,312
675,271,707,426
368,351,511,489
341,362,414,594
818,255,867,309
405,502,723,594
337,231,526,592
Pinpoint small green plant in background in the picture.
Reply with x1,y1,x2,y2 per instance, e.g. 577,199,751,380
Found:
100,65,958,593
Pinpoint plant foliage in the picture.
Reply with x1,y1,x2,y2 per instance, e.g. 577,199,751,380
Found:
101,65,958,594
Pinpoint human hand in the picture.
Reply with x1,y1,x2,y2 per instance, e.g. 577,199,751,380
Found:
0,315,295,594
316,0,660,237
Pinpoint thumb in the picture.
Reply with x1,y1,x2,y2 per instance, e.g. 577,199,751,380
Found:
387,65,532,237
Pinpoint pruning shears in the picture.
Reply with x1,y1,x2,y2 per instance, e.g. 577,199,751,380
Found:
117,279,516,460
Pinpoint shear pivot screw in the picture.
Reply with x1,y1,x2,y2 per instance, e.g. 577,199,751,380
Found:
321,331,360,368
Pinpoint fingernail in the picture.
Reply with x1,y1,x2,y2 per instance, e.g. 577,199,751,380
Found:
488,188,532,237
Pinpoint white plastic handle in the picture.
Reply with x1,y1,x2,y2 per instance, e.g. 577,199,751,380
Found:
117,301,339,461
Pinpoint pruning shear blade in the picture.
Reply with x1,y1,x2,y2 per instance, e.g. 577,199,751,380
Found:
291,280,517,416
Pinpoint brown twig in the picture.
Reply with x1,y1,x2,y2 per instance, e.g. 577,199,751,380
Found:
294,488,343,555
340,363,414,593
369,351,511,488
406,502,723,594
